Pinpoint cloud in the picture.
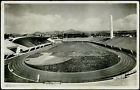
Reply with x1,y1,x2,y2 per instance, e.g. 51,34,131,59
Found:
5,13,63,34
5,12,137,34
5,13,107,34
114,14,137,30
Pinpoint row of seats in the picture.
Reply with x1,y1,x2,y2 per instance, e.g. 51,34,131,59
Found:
12,37,51,47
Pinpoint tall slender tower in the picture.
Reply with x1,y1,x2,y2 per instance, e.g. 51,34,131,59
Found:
110,15,114,39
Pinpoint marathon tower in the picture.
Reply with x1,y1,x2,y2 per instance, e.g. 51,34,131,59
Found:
110,15,114,39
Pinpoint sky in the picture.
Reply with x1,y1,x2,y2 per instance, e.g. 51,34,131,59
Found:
4,3,137,34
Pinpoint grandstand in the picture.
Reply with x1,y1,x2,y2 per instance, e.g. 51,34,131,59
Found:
91,37,136,51
13,37,51,47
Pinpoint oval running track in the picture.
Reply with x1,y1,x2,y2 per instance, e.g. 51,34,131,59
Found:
8,42,136,83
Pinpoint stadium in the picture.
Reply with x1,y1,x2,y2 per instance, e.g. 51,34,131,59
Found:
4,30,137,83
3,3,138,88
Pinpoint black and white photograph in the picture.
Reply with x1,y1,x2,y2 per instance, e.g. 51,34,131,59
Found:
1,1,139,89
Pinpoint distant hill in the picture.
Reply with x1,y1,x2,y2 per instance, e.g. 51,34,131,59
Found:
5,29,136,38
